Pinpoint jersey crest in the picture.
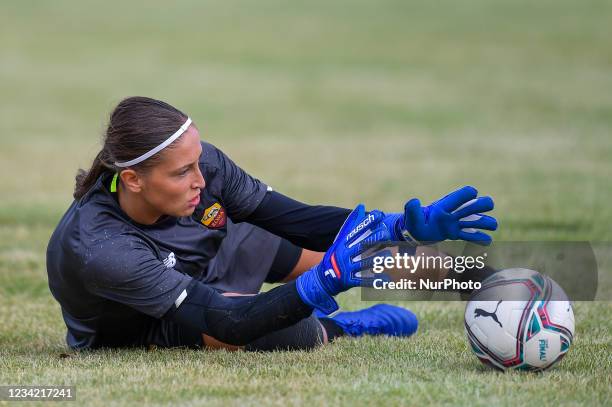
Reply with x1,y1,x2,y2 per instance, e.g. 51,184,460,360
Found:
200,202,227,229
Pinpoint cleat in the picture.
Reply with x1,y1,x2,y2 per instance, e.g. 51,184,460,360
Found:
325,304,418,337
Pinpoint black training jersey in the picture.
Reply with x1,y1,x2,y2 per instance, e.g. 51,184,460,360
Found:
46,141,269,349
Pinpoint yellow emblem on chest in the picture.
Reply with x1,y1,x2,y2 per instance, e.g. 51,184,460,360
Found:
201,202,226,228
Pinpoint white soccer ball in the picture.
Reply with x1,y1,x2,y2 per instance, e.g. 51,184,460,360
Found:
464,268,575,371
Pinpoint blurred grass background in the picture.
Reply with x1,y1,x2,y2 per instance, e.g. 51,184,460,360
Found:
0,0,611,405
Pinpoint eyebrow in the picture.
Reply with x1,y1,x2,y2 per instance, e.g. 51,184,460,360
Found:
174,160,196,173
173,149,202,173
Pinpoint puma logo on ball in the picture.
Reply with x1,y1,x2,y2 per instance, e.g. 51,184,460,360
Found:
474,300,503,328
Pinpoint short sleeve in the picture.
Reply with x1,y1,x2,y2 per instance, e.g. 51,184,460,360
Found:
212,145,270,221
81,235,193,319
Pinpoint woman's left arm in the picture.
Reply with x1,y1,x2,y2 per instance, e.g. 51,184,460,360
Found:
245,190,350,252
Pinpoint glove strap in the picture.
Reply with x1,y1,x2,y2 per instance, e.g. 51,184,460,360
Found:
399,227,420,245
382,213,420,245
295,270,339,315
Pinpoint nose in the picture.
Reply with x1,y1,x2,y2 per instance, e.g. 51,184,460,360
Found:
193,166,205,190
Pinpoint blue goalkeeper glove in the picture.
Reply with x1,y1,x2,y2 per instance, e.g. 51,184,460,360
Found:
382,186,498,245
296,204,392,315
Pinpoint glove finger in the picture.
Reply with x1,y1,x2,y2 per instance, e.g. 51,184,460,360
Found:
404,198,425,228
458,230,493,246
354,269,392,286
356,276,378,288
357,264,393,286
348,237,388,263
334,203,366,243
458,214,498,231
451,196,494,219
357,249,393,271
350,247,394,286
346,210,386,248
337,252,362,282
437,186,478,212
352,222,396,256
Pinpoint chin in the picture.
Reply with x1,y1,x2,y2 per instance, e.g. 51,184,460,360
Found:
183,207,197,217
167,207,195,218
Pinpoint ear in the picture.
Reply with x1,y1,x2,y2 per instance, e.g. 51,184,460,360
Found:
119,169,143,193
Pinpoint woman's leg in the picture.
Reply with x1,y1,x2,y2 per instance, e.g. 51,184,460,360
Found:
202,291,329,351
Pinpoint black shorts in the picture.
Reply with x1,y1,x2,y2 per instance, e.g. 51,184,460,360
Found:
203,220,302,294
139,223,302,349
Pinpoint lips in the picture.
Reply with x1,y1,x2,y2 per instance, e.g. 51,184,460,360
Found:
188,195,200,206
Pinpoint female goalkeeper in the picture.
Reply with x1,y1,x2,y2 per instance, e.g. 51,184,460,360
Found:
46,97,497,351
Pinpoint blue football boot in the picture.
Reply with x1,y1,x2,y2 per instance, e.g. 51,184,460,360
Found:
321,304,418,337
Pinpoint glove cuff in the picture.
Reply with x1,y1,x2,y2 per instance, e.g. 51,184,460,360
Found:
295,269,339,315
383,213,419,245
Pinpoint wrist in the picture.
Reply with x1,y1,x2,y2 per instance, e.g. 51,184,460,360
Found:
383,213,418,244
295,269,339,315
381,213,401,240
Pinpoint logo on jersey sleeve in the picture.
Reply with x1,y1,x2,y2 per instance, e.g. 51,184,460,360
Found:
200,202,227,229
163,252,176,268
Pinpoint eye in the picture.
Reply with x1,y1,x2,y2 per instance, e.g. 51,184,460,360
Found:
177,168,190,177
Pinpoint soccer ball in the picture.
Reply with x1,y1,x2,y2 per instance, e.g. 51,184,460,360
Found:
464,268,574,372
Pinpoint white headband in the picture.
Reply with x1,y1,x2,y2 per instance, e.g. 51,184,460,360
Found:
114,117,193,168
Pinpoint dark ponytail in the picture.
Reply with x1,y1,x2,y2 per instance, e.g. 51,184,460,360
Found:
74,96,189,199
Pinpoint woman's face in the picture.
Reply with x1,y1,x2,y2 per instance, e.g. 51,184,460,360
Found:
136,125,205,219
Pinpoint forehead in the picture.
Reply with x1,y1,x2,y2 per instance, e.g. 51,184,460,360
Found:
160,125,202,167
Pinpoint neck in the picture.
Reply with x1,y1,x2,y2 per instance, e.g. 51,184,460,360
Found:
117,183,161,225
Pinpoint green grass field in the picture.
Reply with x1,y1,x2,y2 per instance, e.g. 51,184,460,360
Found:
1,0,611,405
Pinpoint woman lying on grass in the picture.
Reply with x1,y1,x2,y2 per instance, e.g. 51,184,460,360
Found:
46,96,497,351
